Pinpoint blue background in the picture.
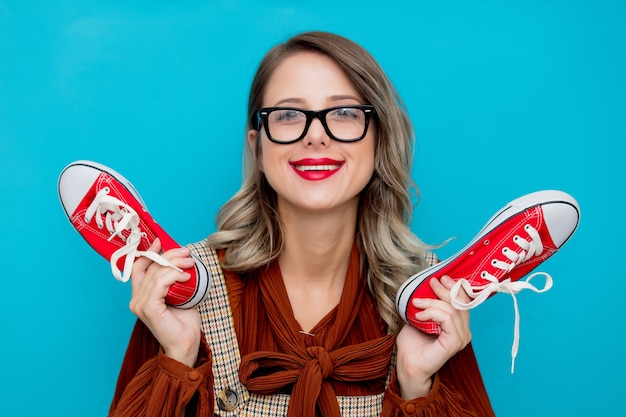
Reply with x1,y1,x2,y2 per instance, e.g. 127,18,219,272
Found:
1,1,624,416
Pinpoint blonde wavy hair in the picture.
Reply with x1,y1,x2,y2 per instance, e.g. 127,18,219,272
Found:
208,31,432,334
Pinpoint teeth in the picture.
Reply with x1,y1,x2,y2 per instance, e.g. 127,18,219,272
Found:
294,164,341,171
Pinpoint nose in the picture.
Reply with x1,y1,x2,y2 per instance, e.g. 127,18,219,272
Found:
304,117,328,147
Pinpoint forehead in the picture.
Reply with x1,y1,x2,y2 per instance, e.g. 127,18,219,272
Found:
263,51,362,107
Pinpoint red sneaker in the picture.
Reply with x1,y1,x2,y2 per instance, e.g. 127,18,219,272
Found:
396,190,579,370
58,160,210,308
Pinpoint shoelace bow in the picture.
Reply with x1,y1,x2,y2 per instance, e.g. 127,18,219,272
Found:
84,187,181,282
449,224,553,373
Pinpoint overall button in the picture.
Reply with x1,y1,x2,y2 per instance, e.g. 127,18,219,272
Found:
217,388,238,411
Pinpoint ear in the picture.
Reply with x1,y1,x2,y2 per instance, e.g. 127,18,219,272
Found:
247,129,263,171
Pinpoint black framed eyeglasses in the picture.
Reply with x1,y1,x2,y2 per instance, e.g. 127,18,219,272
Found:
254,105,376,144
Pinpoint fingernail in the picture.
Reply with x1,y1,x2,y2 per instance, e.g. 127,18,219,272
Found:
441,275,453,285
412,298,427,307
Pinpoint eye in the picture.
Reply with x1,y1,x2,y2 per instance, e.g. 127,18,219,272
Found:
272,109,305,124
329,107,362,121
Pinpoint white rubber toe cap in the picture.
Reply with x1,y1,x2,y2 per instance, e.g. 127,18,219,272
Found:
542,195,580,248
58,161,104,217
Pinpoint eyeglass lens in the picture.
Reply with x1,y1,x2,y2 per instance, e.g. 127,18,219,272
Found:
266,107,369,142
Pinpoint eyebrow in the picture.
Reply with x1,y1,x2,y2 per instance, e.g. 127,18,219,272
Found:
273,94,363,107
274,97,305,106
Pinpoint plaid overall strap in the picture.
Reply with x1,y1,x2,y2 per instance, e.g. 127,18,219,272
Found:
187,240,254,415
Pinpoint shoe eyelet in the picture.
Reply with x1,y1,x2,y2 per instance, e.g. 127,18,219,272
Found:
103,187,110,193
469,250,475,256
481,271,488,278
483,239,490,245
502,247,509,254
524,224,531,231
491,259,498,266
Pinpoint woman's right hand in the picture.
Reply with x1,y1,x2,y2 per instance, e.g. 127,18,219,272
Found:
129,238,202,367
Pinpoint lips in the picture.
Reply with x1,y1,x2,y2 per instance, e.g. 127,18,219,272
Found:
290,158,344,181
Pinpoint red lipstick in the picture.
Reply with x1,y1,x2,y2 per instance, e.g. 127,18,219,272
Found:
290,158,344,181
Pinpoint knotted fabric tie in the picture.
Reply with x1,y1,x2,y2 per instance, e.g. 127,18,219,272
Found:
240,336,395,416
238,242,395,417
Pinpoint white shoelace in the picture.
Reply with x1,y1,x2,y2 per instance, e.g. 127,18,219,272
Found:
83,187,181,282
449,224,553,373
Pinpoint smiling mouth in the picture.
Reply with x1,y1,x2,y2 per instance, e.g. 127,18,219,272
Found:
292,164,343,172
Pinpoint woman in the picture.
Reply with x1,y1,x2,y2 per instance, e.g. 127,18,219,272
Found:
109,31,495,416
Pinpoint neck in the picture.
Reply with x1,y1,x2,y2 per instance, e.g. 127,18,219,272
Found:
277,204,359,332
278,203,358,286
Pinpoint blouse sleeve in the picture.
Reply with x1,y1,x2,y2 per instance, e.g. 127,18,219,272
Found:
108,319,215,417
381,343,496,417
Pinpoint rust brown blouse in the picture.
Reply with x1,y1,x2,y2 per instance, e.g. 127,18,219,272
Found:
109,247,495,417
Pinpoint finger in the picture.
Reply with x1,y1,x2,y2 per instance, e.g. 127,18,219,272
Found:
414,294,470,330
411,297,455,332
131,238,163,280
430,275,472,306
160,245,191,261
440,275,472,304
430,277,452,303
146,247,195,278
413,297,457,320
131,247,193,309
141,249,195,298
130,267,190,317
414,302,455,339
415,302,470,348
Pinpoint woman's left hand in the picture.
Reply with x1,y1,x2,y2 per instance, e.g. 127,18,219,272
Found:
395,275,472,399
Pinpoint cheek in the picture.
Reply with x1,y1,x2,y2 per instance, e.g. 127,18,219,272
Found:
364,140,376,174
257,140,288,179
